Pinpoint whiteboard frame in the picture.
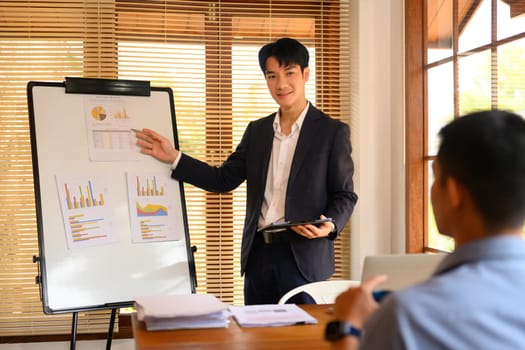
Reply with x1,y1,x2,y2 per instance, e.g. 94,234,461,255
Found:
27,79,196,314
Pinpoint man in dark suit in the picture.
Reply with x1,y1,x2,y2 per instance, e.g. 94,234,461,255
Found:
135,37,358,305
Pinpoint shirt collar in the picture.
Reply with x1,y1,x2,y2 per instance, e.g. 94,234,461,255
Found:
433,235,525,276
272,101,310,135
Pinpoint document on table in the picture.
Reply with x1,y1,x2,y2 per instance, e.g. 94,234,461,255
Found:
229,304,318,327
135,293,230,331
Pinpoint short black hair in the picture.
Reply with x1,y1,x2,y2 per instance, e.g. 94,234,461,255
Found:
258,37,309,74
437,109,525,231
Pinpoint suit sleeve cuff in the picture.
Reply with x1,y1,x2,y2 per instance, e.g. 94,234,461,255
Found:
170,152,182,170
327,221,338,240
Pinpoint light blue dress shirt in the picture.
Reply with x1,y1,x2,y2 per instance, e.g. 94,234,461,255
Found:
360,235,525,350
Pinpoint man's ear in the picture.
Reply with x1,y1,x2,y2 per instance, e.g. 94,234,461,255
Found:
303,66,310,82
446,176,463,209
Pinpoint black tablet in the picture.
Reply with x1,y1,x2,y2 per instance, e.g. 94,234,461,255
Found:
257,218,333,233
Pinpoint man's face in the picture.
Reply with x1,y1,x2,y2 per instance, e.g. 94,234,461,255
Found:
264,56,309,110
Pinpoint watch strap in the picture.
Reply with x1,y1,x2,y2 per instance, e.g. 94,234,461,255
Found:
325,320,362,341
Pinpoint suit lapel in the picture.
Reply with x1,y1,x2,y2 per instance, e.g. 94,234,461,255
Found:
255,115,276,192
288,105,320,182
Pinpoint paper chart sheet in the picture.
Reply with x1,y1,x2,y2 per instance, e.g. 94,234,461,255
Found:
56,173,119,249
84,95,139,161
127,171,184,243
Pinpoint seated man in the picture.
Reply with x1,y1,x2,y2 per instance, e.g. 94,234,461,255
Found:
325,110,525,349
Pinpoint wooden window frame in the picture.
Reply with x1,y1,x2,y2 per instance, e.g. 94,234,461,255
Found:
406,0,525,253
406,0,426,253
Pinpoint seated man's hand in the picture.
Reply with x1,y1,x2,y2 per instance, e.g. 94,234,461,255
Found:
333,275,387,328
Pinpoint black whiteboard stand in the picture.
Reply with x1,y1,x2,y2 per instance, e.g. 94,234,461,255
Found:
70,307,117,350
70,312,77,350
106,308,117,350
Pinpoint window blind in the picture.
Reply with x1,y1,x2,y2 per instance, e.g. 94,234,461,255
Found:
0,0,351,337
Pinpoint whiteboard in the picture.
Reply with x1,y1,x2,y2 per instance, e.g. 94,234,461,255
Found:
27,79,195,314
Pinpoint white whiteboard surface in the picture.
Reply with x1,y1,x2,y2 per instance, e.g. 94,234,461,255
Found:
28,81,195,314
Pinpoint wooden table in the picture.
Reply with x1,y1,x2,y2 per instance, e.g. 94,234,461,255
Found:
132,304,333,350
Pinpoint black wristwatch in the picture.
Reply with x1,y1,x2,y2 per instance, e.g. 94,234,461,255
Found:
327,222,338,240
325,320,362,341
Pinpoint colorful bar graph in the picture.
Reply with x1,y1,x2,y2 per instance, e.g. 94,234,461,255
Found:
64,180,104,210
68,214,107,242
139,219,167,239
136,176,165,197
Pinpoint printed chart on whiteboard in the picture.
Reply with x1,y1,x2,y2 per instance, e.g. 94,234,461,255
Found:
84,95,139,161
126,171,184,243
55,173,119,250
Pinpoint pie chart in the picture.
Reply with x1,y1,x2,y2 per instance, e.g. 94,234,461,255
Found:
91,106,107,121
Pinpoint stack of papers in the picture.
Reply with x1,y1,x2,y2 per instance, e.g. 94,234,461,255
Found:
135,293,230,331
229,304,318,327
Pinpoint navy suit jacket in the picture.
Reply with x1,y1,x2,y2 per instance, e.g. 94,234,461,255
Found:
172,104,357,281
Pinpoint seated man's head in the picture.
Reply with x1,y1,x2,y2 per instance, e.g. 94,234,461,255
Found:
431,110,525,241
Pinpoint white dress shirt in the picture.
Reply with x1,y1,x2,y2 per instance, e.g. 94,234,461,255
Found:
258,103,309,229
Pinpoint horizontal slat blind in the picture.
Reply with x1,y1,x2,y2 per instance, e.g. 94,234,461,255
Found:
0,0,351,336
0,0,117,337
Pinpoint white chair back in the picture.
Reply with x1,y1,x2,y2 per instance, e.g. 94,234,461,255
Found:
277,279,360,304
